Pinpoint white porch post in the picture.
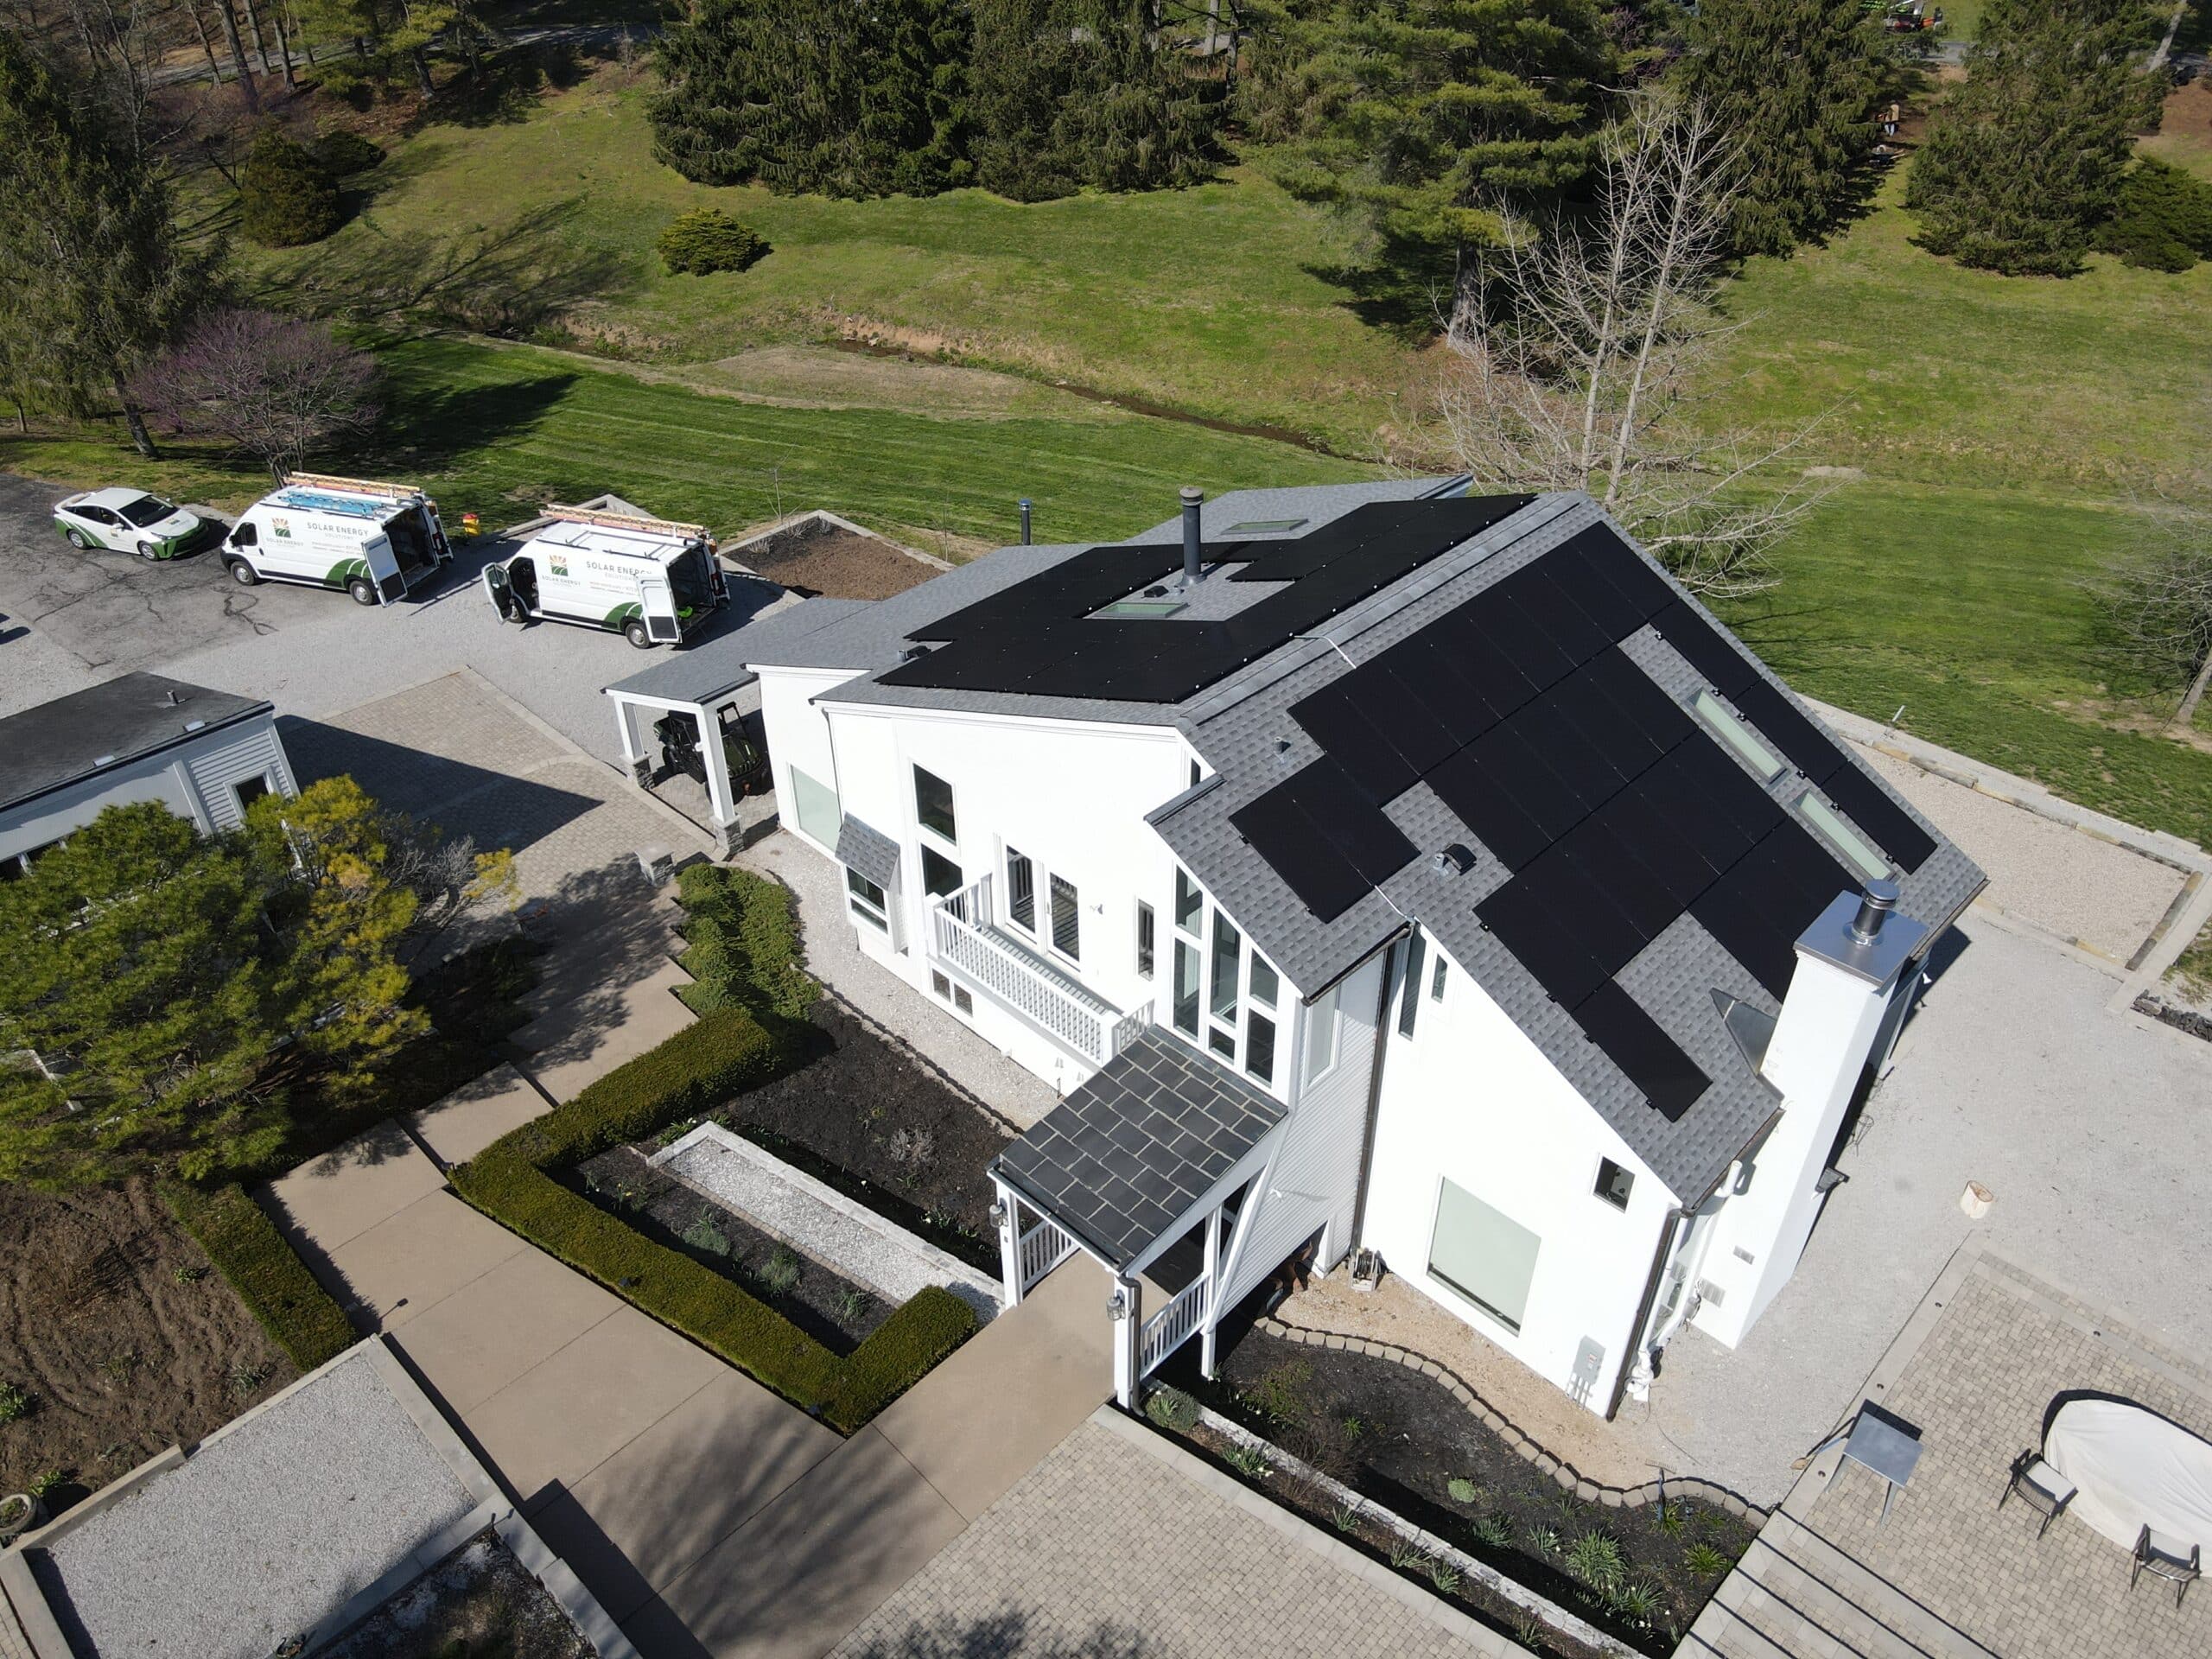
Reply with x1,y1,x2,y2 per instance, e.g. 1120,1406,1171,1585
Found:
1112,1277,1141,1408
1199,1203,1224,1379
697,697,738,856
611,695,650,784
993,1178,1024,1308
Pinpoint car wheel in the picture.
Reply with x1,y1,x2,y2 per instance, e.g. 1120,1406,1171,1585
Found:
64,527,93,550
227,559,260,586
623,619,653,649
347,576,378,606
137,540,160,561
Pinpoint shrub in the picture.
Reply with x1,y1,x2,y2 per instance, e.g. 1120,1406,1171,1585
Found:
674,866,817,1021
1684,1541,1732,1579
756,1244,801,1295
314,128,387,176
239,128,340,248
164,1181,354,1370
1565,1529,1626,1592
1224,1442,1271,1479
1446,1475,1478,1505
1143,1385,1201,1432
512,1007,788,1168
1426,1558,1460,1595
2095,156,2212,272
1471,1511,1513,1549
823,1287,976,1431
658,208,768,276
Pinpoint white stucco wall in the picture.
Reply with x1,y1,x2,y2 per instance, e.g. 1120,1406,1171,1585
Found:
1361,937,1673,1414
0,714,295,862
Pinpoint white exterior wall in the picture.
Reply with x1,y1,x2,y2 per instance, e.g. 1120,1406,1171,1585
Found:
0,715,296,861
758,664,862,859
1361,939,1673,1414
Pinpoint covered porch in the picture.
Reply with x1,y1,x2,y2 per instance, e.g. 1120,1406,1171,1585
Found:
987,1028,1288,1407
604,653,779,855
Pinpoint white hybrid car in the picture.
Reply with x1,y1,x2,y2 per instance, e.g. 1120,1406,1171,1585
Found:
53,488,213,560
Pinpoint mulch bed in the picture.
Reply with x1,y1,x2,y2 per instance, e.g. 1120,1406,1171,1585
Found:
571,1146,893,1354
730,523,938,600
321,1526,594,1659
709,998,1015,1271
1188,1329,1756,1656
0,1181,293,1510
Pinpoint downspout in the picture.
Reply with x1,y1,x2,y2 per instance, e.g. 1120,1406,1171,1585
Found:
1345,936,1402,1255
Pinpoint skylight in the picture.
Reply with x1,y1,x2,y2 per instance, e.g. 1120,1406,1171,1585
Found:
1224,518,1308,535
1797,791,1891,881
1692,690,1786,783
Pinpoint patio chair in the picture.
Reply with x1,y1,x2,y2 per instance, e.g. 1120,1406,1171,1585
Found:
2132,1524,2201,1608
1996,1450,2076,1541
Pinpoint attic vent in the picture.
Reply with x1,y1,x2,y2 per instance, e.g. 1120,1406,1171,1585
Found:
161,690,181,708
1432,843,1475,877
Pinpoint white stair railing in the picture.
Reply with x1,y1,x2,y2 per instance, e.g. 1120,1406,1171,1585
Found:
1018,1213,1079,1293
1139,1277,1210,1377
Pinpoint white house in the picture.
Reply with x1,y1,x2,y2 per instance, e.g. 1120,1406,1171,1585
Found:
652,481,1984,1416
0,672,298,877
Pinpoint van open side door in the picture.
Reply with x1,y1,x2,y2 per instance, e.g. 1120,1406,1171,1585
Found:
482,560,519,622
638,571,682,644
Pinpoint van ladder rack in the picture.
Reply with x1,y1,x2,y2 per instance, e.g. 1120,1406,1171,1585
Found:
543,504,712,542
284,471,427,501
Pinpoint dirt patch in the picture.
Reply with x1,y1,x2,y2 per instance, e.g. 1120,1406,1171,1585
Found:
729,519,940,601
0,1181,293,1506
321,1527,594,1659
2160,75,2212,148
572,1146,893,1353
712,999,1015,1270
1190,1329,1756,1655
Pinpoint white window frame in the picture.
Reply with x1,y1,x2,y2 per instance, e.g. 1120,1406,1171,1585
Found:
845,867,890,933
1302,983,1340,1082
232,772,276,816
912,763,957,850
1427,1176,1541,1337
1046,870,1082,965
1135,899,1156,981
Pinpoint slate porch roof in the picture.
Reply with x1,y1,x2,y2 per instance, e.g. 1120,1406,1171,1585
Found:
992,1027,1285,1270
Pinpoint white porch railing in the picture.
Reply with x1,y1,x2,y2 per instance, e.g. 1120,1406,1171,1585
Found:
1139,1276,1210,1378
929,874,1135,1067
1018,1213,1079,1294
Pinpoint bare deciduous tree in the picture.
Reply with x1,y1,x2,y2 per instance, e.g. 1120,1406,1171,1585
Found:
2096,507,2212,729
1425,95,1830,598
135,308,381,481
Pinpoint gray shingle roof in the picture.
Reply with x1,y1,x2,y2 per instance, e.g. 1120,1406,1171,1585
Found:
993,1027,1286,1269
0,674,270,812
834,814,899,889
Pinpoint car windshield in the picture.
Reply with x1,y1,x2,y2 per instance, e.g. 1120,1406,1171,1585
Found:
118,495,175,527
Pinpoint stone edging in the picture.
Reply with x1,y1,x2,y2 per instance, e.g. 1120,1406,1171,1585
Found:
1255,1315,1768,1525
1186,1402,1637,1659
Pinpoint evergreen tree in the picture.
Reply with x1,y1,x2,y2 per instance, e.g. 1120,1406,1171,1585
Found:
2094,155,2212,270
969,0,1224,201
1238,0,1614,301
0,30,202,457
239,127,341,247
1677,0,1894,257
1904,0,2164,276
650,0,967,197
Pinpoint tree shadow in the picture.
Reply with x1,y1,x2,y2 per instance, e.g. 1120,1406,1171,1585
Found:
842,1611,1157,1658
404,36,604,134
1302,233,1461,340
365,360,582,474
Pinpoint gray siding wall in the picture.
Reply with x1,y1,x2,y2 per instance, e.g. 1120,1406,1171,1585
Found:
1218,951,1385,1312
0,716,296,859
184,720,296,831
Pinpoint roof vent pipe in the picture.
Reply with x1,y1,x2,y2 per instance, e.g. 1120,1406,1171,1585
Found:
1180,486,1205,586
1019,498,1033,545
1848,876,1900,946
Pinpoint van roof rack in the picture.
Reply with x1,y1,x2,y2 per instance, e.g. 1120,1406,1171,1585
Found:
283,471,427,500
543,504,711,542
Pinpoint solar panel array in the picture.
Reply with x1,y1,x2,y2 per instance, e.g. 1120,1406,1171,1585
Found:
874,496,1534,705
1227,524,1936,1122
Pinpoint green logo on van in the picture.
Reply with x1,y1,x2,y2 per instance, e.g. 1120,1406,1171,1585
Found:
601,601,644,630
323,556,372,588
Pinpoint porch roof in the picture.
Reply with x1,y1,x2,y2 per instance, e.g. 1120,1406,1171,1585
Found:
992,1027,1283,1270
835,813,900,888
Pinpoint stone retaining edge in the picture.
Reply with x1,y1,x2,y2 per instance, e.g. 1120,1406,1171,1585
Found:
1255,1315,1770,1525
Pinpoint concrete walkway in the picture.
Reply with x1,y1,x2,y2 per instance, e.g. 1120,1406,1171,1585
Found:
265,1128,1114,1659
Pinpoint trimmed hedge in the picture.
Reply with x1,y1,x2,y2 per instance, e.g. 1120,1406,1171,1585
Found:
674,865,817,1022
165,1180,356,1371
450,1004,976,1430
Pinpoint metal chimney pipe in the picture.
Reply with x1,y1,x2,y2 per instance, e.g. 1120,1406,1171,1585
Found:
1180,486,1205,586
1019,499,1033,545
1848,876,1900,945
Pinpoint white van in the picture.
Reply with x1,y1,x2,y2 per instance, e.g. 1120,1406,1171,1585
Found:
222,474,452,605
481,505,728,648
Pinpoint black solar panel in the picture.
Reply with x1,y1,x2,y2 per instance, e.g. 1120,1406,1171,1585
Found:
1510,847,1649,981
1545,530,1651,639
1288,686,1421,802
1353,666,1463,775
1229,791,1371,922
1818,765,1938,874
1572,983,1709,1121
1281,758,1419,882
1478,879,1611,1006
1650,601,1758,697
1592,786,1719,906
1583,528,1677,622
1728,680,1846,785
1428,746,1552,869
1580,650,1696,755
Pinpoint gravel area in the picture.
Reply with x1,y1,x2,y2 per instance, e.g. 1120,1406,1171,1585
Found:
657,1125,1001,1319
34,1351,475,1659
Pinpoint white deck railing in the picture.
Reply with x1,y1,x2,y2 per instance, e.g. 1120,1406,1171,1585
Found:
1017,1213,1080,1294
1139,1276,1210,1377
929,874,1134,1067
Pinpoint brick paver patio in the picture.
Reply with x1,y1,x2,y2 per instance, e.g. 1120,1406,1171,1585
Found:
1683,1246,2212,1657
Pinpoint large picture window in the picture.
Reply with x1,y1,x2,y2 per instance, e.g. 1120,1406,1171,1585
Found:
1210,912,1242,1025
1428,1179,1541,1335
1173,940,1201,1035
913,765,957,843
789,766,841,849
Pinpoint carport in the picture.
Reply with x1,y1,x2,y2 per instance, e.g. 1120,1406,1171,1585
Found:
605,643,775,855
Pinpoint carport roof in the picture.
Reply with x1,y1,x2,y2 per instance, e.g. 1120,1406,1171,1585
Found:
602,598,873,707
0,673,270,812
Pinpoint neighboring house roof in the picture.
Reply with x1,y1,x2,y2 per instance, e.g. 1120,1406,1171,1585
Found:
835,814,900,890
994,1027,1286,1269
0,673,271,814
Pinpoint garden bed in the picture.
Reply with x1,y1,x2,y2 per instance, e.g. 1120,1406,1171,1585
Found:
1173,1329,1756,1655
321,1527,594,1659
573,1145,893,1353
0,1180,292,1511
727,516,939,600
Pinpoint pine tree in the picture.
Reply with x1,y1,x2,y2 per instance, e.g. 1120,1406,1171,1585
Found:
239,126,341,246
1677,0,1894,257
1238,0,1614,302
649,0,966,198
1905,0,2165,276
0,31,201,458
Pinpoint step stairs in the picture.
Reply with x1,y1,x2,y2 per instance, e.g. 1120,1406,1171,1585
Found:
1677,1512,2000,1659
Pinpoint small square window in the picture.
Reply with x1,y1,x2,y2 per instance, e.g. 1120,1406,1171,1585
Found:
846,868,888,932
913,765,957,843
234,775,272,812
931,971,951,1000
1429,954,1447,1002
1595,1159,1635,1211
953,985,973,1015
1208,1026,1236,1059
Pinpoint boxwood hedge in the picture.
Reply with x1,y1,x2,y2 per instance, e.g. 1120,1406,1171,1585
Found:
165,1180,357,1371
450,1003,976,1430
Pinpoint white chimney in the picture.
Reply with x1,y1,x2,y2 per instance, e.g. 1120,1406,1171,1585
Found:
1693,879,1926,1349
